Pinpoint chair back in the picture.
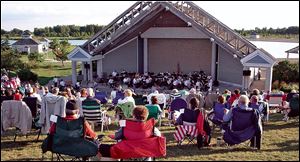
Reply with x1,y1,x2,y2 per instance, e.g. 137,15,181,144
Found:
117,102,135,118
123,118,155,140
268,94,283,107
213,103,225,121
182,108,199,123
23,97,38,118
112,92,124,105
249,103,260,110
289,95,299,111
145,105,160,120
170,98,188,112
52,116,98,157
134,95,147,105
1,96,13,104
231,108,256,131
205,93,219,108
94,92,108,104
82,98,102,121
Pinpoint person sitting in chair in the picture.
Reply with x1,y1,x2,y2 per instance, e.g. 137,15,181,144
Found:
97,106,161,159
223,95,251,122
49,100,97,139
117,89,136,107
175,97,201,125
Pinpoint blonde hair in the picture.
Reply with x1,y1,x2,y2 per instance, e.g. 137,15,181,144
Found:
87,88,94,97
124,89,132,97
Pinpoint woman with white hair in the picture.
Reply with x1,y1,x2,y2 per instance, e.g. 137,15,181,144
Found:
117,89,136,107
223,95,251,122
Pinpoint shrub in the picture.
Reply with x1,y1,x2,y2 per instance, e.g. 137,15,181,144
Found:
273,61,299,83
17,69,38,82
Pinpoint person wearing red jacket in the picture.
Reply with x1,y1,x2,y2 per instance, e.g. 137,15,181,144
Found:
97,106,162,159
228,89,241,107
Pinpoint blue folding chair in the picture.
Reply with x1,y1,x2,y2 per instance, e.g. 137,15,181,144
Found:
95,91,108,104
223,108,262,150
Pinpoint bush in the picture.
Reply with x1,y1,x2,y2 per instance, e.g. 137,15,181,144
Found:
17,69,38,82
273,61,299,83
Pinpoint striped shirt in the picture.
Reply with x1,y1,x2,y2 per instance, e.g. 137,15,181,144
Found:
82,97,102,121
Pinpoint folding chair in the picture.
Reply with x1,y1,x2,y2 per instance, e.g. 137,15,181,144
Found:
115,102,135,121
268,94,283,112
145,105,162,128
169,98,188,126
95,91,108,104
112,92,124,106
207,102,225,133
110,119,166,160
174,121,198,146
41,115,98,161
1,100,32,142
287,95,299,120
82,99,108,132
134,95,147,105
223,108,262,150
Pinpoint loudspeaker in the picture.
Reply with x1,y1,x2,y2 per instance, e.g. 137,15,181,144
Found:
243,70,251,76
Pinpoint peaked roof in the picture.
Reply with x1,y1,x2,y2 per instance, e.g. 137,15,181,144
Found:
11,38,40,46
285,46,299,54
80,1,269,60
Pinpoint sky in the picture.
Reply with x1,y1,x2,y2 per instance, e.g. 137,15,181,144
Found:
1,1,299,31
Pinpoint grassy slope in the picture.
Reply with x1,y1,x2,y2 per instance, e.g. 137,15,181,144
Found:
1,113,298,161
20,46,78,86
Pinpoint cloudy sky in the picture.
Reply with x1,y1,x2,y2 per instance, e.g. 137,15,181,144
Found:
1,1,299,31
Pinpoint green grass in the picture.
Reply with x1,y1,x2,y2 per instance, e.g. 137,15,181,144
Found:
20,47,78,86
1,113,299,161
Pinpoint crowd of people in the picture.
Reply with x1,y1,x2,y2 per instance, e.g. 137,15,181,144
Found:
100,70,212,92
1,68,299,160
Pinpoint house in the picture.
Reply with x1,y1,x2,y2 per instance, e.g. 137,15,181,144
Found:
67,1,276,91
250,32,260,39
11,31,44,54
39,37,51,52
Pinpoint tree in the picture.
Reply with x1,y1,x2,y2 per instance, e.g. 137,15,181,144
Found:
28,52,44,67
1,38,26,70
273,60,299,83
49,39,71,66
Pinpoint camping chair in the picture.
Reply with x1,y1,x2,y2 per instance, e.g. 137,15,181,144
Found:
145,105,162,128
22,97,43,141
223,108,262,150
110,119,166,160
207,102,225,132
174,121,198,146
287,95,299,119
134,95,147,105
1,100,32,142
82,100,108,132
115,102,135,121
268,94,283,111
169,98,188,126
95,91,108,105
249,101,269,123
23,97,38,118
112,92,124,106
41,115,98,161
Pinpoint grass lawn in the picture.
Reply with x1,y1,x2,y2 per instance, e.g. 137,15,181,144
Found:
20,49,79,86
1,113,298,161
